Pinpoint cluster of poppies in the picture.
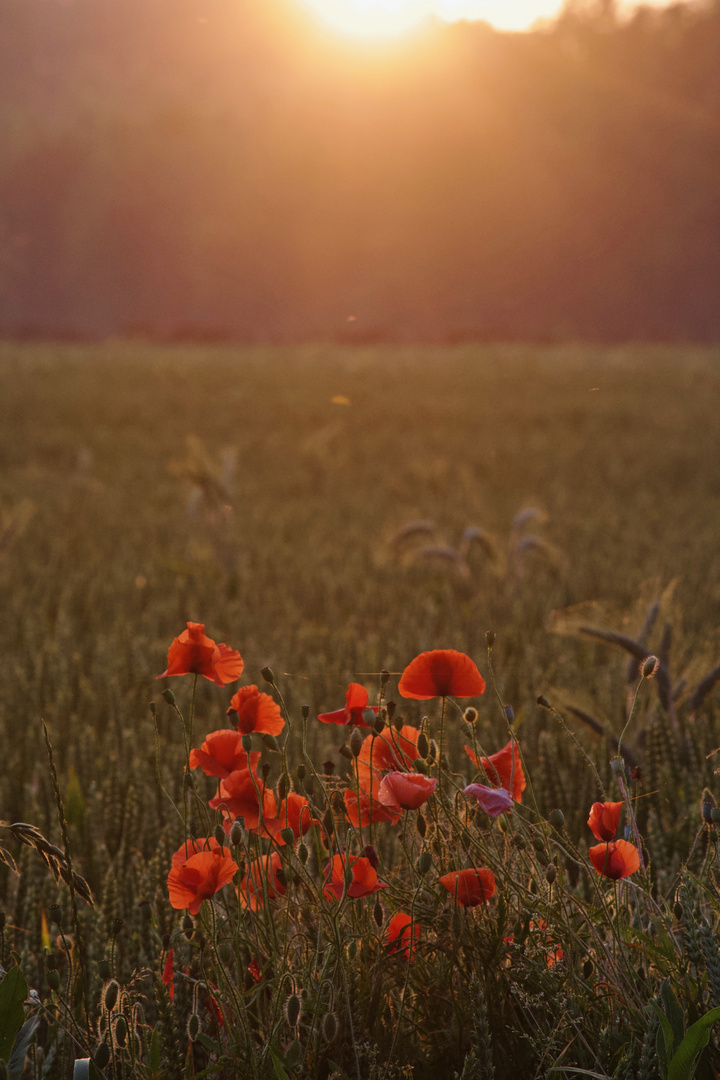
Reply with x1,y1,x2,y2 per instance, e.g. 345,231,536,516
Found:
160,622,639,954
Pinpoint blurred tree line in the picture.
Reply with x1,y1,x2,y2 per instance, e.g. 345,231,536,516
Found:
0,0,718,343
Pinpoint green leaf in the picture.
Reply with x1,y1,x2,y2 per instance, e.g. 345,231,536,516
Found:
195,1033,222,1054
149,1028,161,1075
667,1006,720,1080
652,998,674,1077
269,1047,290,1080
0,967,28,1063
661,981,685,1054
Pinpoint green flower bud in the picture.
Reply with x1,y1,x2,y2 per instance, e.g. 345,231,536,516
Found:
241,734,253,754
417,852,432,875
260,666,275,684
47,970,61,992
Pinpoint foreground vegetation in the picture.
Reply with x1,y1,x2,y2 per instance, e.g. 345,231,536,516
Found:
0,342,719,1078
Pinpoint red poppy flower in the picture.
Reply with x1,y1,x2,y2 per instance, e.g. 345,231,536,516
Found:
237,852,286,910
439,867,497,907
343,789,402,828
209,758,277,830
162,949,174,1000
463,783,513,818
323,853,388,901
317,683,379,727
356,726,420,797
262,793,323,844
171,836,223,868
377,772,437,812
157,622,244,686
227,685,284,737
189,730,247,779
167,848,239,915
587,801,623,842
386,912,420,962
399,650,486,700
465,741,526,803
588,840,640,880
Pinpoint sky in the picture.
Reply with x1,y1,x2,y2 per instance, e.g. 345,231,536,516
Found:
297,0,679,35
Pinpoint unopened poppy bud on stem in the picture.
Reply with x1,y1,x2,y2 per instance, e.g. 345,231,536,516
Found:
417,851,432,875
548,809,565,829
350,728,364,758
241,734,253,754
301,704,310,720
504,705,515,725
260,666,275,684
417,731,429,758
641,655,659,679
162,688,176,706
230,817,245,846
536,696,551,709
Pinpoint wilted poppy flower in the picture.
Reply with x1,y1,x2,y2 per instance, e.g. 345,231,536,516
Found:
399,649,486,700
227,685,284,737
157,622,244,686
237,852,286,910
167,848,239,914
189,730,247,779
343,789,402,828
356,726,420,797
465,741,526,803
210,759,277,830
262,793,323,844
587,801,623,842
463,783,513,818
386,912,420,962
588,840,640,880
378,772,437,812
317,683,379,727
439,867,497,907
323,853,388,901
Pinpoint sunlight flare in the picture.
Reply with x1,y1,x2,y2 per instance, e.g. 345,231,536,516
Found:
297,0,566,36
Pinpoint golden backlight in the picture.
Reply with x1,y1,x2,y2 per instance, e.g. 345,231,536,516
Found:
297,0,565,36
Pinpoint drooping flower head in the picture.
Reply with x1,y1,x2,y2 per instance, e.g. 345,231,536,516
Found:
463,783,513,818
323,853,388,901
399,649,486,700
317,683,379,727
237,852,286,910
465,740,526,803
386,912,420,962
587,801,623,843
167,847,238,915
378,772,437,812
227,685,284,737
588,840,640,880
189,730,248,779
439,867,497,907
343,789,402,828
157,622,244,686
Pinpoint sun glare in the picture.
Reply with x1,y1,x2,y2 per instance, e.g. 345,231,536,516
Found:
297,0,566,37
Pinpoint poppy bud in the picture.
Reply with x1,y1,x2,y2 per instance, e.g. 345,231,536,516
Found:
183,914,194,939
393,715,404,732
162,689,176,706
97,960,111,981
262,762,271,781
323,760,335,776
241,734,253,754
641,655,659,679
513,835,526,850
47,970,61,992
322,809,334,838
111,918,124,938
674,901,684,920
339,744,353,760
548,809,565,829
301,705,310,720
260,667,275,684
285,993,301,1028
532,838,544,853
486,631,495,649
463,707,478,727
103,981,119,1013
417,852,432,875
386,701,396,721
322,1012,337,1042
296,763,307,780
372,713,386,734
230,817,245,846
347,941,358,961
545,864,557,885
350,729,364,758
583,959,594,979
373,901,384,927
416,812,427,838
187,1014,200,1042
115,1016,128,1047
413,758,429,775
298,843,308,865
417,732,429,759
214,825,226,847
262,734,280,752
278,774,289,799
94,1043,111,1070
536,696,551,709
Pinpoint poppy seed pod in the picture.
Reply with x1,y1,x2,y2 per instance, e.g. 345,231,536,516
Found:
49,903,63,927
381,669,390,687
301,704,310,720
323,760,335,776
260,666,275,684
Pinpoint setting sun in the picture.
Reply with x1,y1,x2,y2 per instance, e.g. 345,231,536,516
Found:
297,0,566,35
